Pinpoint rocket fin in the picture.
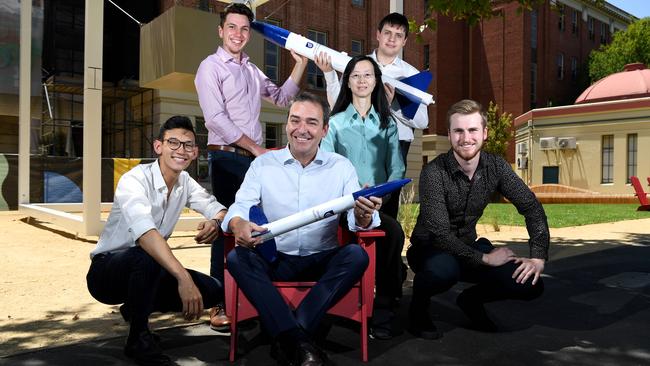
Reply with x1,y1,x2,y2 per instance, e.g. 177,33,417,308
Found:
393,71,433,119
249,206,278,262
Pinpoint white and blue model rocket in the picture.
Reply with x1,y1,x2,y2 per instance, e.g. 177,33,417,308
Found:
250,21,434,119
252,178,411,243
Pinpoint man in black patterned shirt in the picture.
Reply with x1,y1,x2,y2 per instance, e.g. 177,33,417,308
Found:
407,99,549,339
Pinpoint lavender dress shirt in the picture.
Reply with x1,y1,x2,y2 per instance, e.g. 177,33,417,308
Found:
195,47,299,146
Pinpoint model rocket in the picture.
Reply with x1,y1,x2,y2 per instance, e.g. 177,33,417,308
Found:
252,178,411,242
250,21,434,119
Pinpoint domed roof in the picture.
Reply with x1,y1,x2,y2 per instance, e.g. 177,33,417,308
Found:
575,63,650,104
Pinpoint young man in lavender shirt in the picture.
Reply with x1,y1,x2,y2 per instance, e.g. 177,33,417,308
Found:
194,3,307,330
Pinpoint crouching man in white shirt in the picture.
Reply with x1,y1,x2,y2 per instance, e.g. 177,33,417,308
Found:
86,116,227,366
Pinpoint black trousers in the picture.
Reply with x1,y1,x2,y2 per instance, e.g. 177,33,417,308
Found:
208,150,254,281
341,213,405,302
86,246,223,336
407,238,544,306
226,244,369,337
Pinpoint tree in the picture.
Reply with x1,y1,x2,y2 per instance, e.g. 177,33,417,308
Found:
588,18,650,82
483,101,513,158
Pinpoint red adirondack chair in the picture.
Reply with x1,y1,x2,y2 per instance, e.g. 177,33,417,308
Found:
223,227,384,362
630,176,650,211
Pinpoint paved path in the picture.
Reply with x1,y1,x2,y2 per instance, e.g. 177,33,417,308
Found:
3,218,650,365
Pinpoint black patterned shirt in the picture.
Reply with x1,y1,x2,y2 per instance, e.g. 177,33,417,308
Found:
410,149,550,266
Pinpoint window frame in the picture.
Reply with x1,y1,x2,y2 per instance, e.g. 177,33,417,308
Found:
306,29,328,90
601,135,614,184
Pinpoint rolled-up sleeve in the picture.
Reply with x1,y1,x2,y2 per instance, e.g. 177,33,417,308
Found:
185,176,226,220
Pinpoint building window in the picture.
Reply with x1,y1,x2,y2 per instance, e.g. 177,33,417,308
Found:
423,44,430,70
601,135,614,184
352,0,363,7
263,19,281,82
600,22,608,44
307,30,327,89
530,63,537,109
588,16,595,40
557,3,565,31
265,123,281,149
627,134,637,184
571,57,578,82
542,166,560,184
557,53,564,80
351,40,364,56
572,9,579,34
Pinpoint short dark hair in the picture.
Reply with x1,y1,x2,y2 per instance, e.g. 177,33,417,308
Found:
377,12,409,38
446,99,487,130
158,116,196,140
288,92,331,126
220,3,254,27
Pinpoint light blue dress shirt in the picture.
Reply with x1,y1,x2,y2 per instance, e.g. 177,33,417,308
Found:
222,147,380,256
321,104,405,186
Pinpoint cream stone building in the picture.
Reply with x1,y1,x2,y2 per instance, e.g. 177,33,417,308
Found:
514,63,650,195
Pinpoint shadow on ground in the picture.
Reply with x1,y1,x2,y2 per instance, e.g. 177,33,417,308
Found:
2,233,649,365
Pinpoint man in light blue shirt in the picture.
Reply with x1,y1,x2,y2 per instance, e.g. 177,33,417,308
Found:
223,92,381,366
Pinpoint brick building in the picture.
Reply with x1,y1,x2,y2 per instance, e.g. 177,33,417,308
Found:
416,0,635,162
0,0,637,210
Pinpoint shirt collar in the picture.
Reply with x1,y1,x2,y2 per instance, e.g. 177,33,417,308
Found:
445,149,487,176
370,49,401,67
152,160,184,193
343,103,379,124
152,160,168,192
280,145,326,166
216,46,250,64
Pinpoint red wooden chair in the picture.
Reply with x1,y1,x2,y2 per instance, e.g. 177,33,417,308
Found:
223,227,384,362
630,176,650,211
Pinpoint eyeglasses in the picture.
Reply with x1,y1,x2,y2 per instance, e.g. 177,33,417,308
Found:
349,73,375,82
164,138,196,152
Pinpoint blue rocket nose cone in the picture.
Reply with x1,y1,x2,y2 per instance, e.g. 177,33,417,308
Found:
251,20,290,47
352,179,412,200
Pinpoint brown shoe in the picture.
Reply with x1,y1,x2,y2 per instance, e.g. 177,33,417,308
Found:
209,304,231,332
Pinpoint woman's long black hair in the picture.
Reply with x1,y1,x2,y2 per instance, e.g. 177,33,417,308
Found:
330,55,392,129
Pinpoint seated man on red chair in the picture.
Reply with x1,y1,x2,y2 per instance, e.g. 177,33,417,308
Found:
223,92,381,366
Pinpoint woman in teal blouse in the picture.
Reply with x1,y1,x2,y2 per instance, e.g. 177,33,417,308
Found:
321,55,406,340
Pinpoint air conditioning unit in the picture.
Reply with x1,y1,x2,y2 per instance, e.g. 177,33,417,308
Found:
516,142,529,155
539,137,558,150
516,156,528,170
558,137,577,149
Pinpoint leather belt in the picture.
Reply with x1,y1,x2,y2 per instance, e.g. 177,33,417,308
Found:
207,144,253,157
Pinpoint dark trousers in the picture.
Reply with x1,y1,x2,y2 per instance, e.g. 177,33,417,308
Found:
375,212,405,301
209,150,254,281
407,238,544,307
341,213,404,303
381,140,411,220
86,246,223,337
226,244,369,338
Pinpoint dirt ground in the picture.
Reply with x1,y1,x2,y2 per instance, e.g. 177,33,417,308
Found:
1,210,649,357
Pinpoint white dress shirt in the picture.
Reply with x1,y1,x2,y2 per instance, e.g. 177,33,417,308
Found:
222,147,380,256
91,160,226,258
324,49,429,142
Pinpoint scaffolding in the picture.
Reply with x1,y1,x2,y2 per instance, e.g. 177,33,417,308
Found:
40,75,155,159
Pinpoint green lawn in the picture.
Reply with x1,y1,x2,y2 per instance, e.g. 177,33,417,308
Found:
399,203,649,229
480,203,648,228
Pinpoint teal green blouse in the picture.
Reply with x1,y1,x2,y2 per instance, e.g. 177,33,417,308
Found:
321,104,405,186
